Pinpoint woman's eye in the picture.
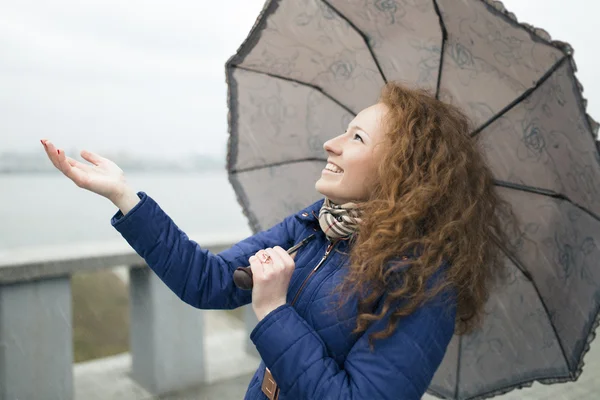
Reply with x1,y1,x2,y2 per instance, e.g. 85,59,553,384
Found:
353,133,364,143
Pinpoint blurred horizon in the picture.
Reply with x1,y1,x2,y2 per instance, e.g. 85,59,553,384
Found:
0,147,226,173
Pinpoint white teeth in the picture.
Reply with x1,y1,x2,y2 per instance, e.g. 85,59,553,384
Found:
325,163,343,173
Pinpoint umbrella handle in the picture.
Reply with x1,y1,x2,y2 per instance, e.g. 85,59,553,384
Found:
232,234,317,290
233,266,254,290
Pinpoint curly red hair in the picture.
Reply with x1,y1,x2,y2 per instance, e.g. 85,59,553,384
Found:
334,82,520,346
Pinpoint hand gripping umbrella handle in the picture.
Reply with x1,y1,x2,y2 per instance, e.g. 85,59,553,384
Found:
233,234,316,290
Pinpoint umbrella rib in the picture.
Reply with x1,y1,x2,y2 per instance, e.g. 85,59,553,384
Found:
321,0,387,84
494,179,600,223
471,56,569,138
232,65,357,116
492,237,572,375
487,229,574,376
230,157,327,174
432,0,448,100
490,228,532,282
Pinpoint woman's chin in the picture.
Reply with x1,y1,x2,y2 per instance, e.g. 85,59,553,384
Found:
315,179,326,194
315,179,332,197
315,180,342,202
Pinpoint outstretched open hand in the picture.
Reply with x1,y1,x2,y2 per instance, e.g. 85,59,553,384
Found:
40,139,128,202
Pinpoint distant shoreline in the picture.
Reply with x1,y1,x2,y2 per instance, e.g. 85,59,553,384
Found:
0,152,226,175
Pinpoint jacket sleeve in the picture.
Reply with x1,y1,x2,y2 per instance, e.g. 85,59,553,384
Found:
111,191,297,310
250,288,456,400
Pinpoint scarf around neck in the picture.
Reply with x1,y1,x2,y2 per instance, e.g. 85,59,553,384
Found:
318,198,363,240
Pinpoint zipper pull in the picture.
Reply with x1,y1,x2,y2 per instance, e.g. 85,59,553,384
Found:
313,241,336,271
324,239,338,256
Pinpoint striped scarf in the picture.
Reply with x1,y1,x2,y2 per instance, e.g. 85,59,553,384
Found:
318,198,362,240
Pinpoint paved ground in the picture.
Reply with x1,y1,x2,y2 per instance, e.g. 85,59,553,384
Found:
75,309,600,400
75,353,255,400
157,373,255,400
74,309,261,400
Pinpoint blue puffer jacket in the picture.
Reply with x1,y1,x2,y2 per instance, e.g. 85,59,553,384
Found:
111,192,456,400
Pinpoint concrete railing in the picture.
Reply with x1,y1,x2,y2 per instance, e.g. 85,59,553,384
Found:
0,232,255,400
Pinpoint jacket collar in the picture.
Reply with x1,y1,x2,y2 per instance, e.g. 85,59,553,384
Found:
294,198,325,223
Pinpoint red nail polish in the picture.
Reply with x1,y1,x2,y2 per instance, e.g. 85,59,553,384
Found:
57,149,60,155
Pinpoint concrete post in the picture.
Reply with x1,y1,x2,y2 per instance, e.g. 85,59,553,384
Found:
128,267,205,395
0,277,73,400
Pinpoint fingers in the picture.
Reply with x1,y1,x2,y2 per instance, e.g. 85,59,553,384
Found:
66,156,95,173
56,147,87,186
249,247,296,282
270,247,295,270
42,140,73,175
80,149,105,166
41,140,62,171
248,255,264,279
265,248,285,271
41,140,102,186
55,146,71,173
44,142,88,185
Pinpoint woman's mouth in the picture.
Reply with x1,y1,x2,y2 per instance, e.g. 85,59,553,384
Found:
323,162,343,174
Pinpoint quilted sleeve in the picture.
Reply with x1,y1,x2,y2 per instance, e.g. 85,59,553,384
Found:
250,287,456,400
111,191,297,310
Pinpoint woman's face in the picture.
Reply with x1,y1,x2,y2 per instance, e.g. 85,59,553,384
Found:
315,103,388,204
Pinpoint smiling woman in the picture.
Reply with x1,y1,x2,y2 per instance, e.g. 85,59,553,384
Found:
38,79,518,400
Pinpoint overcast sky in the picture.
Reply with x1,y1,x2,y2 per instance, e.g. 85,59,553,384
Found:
1,0,598,158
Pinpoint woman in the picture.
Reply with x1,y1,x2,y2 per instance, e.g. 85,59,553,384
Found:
41,82,516,399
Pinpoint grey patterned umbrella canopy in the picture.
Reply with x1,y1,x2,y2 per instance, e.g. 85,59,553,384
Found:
225,0,600,399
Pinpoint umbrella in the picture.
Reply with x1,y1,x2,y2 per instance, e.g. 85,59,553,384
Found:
225,0,600,398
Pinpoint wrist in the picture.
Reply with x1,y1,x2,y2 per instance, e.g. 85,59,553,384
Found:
254,300,287,322
110,185,140,216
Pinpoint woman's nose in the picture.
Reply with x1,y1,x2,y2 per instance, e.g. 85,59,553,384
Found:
323,136,342,155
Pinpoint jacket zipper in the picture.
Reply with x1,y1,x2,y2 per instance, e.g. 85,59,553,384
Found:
290,240,337,306
261,240,338,400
